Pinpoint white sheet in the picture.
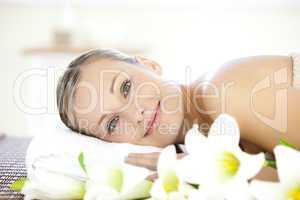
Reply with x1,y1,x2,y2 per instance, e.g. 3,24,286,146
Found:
26,127,161,181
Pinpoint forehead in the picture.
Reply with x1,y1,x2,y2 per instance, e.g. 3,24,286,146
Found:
77,59,134,94
80,59,132,76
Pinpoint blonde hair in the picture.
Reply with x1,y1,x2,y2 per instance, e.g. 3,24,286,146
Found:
56,48,138,134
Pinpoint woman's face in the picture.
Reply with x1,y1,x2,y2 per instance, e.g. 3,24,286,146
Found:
73,57,184,147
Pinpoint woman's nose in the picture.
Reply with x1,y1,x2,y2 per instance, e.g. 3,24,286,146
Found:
136,110,144,124
124,104,144,125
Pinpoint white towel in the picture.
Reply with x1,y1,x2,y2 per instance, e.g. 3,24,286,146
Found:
26,127,161,181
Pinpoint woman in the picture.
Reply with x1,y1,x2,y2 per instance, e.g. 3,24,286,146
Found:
56,49,300,181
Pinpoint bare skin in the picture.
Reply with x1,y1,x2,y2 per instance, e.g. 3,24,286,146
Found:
126,56,300,181
73,55,300,181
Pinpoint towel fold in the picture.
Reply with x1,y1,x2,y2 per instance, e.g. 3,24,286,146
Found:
26,128,161,180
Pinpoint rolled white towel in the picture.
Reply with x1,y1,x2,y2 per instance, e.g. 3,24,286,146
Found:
26,127,161,181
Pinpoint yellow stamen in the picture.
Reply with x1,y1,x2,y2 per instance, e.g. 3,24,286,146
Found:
287,184,300,200
163,170,180,193
106,168,123,192
218,151,240,178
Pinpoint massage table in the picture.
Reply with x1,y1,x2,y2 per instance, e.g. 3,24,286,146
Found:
0,133,31,199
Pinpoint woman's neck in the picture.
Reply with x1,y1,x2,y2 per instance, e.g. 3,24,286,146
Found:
175,84,207,144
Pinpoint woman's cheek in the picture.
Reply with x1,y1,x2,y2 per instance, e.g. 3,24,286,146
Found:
115,118,136,142
160,111,181,136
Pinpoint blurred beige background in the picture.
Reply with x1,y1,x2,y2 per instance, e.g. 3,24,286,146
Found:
1,0,300,136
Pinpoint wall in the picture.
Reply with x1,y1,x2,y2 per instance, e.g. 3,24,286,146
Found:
1,2,300,136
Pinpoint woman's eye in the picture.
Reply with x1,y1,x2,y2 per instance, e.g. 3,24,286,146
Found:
106,116,119,133
120,79,131,98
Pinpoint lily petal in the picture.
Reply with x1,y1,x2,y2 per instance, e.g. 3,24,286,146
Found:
274,145,300,184
236,151,265,181
150,179,168,199
121,163,150,194
22,169,85,200
184,124,207,155
188,189,207,200
178,182,198,198
157,145,177,177
167,192,186,200
84,182,118,200
177,155,209,185
249,180,282,200
119,180,153,200
208,114,240,148
225,181,255,200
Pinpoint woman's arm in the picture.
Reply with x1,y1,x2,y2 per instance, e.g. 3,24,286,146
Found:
194,55,300,152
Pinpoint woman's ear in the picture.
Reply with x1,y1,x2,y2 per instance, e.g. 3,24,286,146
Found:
135,56,162,76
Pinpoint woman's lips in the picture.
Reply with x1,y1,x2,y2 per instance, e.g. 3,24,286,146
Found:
145,101,160,137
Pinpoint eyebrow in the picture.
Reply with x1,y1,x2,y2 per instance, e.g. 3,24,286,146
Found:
97,113,107,127
110,72,121,93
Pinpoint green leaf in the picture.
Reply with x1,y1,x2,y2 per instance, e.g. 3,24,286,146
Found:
279,138,299,151
264,159,277,169
10,178,27,192
189,183,200,189
78,152,87,173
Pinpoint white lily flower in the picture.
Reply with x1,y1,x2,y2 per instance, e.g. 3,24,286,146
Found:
250,145,300,200
84,162,152,200
178,114,264,199
150,145,201,200
22,168,85,200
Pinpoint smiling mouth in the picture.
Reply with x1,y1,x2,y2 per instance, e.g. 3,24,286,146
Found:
144,101,160,137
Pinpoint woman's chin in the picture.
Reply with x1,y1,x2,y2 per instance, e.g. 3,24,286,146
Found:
144,129,179,147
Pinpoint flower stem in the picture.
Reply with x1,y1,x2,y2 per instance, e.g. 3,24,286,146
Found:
263,159,277,169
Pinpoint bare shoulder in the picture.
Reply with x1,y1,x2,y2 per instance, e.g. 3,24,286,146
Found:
193,55,293,116
191,55,294,151
205,55,292,84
